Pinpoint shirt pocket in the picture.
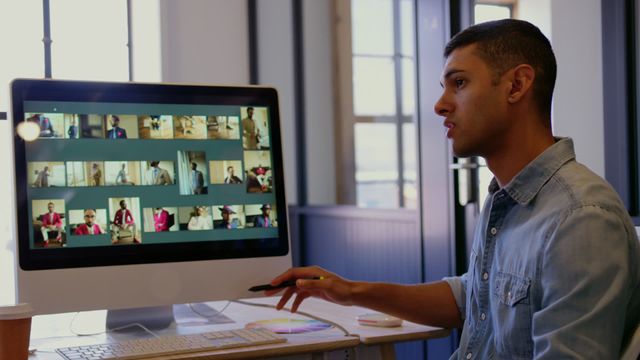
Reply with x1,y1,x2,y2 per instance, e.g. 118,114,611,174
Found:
492,271,533,358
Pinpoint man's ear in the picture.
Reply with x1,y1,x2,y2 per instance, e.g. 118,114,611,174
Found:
507,64,535,104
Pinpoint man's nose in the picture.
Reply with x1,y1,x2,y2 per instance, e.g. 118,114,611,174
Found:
434,92,452,117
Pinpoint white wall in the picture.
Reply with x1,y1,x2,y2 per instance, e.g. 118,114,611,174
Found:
517,0,604,177
549,0,605,176
160,0,249,85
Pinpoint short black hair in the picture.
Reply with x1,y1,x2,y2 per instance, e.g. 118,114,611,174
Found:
444,19,556,120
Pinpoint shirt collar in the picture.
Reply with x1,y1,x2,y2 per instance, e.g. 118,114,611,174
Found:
488,137,576,205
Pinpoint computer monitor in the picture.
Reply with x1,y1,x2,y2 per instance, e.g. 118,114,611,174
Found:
10,79,292,321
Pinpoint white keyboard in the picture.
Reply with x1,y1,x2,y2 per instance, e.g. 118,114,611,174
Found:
55,327,287,359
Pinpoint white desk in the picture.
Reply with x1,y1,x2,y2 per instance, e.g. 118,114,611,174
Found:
29,297,450,359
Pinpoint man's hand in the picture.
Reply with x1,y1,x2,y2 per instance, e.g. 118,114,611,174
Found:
266,266,355,313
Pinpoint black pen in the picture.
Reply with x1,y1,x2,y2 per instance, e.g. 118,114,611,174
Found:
248,276,324,292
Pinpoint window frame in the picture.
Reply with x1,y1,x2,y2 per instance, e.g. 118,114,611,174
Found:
602,0,640,222
332,0,418,208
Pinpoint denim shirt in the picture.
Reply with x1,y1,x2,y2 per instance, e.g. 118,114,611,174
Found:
444,138,640,359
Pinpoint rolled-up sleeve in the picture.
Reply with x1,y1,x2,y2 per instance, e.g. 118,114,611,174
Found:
443,273,468,320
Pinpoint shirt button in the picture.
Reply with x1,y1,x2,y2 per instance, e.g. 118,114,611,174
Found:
480,313,486,321
490,227,497,235
482,272,489,281
466,352,472,359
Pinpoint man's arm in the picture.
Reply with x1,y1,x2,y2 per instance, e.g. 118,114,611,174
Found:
267,266,463,329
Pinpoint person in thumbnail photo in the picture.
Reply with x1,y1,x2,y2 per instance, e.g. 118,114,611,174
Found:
242,107,259,149
67,116,79,139
191,162,205,195
215,206,237,229
225,165,243,184
106,115,128,139
111,199,140,244
187,206,213,231
91,163,103,186
74,209,104,235
26,113,64,138
149,161,173,185
113,163,136,185
254,204,274,228
33,166,50,188
153,207,171,232
38,202,65,246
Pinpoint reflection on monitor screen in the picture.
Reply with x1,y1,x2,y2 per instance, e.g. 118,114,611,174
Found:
11,79,291,318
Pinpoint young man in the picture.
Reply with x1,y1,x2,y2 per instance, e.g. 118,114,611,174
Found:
74,209,104,235
267,19,640,359
111,200,139,244
39,202,64,246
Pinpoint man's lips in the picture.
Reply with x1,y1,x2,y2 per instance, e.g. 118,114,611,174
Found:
444,121,455,138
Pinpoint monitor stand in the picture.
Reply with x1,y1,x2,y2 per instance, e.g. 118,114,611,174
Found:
106,305,174,330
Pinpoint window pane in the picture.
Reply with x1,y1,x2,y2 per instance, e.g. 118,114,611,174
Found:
402,123,416,182
50,0,129,81
0,0,43,111
357,182,399,208
401,58,416,116
474,4,512,24
351,0,393,55
355,123,398,181
400,0,415,56
353,56,396,116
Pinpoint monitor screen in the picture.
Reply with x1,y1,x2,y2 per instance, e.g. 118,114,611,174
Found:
11,79,291,314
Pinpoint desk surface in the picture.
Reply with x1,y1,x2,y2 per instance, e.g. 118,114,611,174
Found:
29,297,449,359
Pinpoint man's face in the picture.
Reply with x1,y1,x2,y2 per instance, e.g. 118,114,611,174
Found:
48,203,55,213
84,210,96,226
228,167,234,175
111,116,119,127
191,163,197,170
247,108,254,118
262,208,270,216
222,211,230,221
120,201,127,209
434,44,511,158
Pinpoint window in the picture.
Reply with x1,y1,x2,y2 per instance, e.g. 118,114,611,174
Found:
0,0,161,304
334,0,418,209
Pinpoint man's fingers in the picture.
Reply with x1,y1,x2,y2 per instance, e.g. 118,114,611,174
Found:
275,287,296,310
291,292,310,313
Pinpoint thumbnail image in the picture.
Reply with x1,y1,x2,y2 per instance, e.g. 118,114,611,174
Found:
174,115,207,139
108,197,142,245
142,207,178,232
69,208,107,236
179,206,213,231
207,115,240,140
213,205,245,229
241,107,269,150
177,151,208,195
28,162,66,188
77,114,106,138
140,161,174,185
66,161,104,187
64,114,80,139
209,160,243,185
25,112,65,139
243,151,272,193
138,115,174,139
245,204,277,228
105,161,141,186
32,199,66,248
105,114,139,139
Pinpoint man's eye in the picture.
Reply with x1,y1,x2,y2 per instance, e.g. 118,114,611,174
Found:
455,79,465,88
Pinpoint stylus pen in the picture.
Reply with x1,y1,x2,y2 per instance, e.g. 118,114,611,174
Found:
248,276,324,292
